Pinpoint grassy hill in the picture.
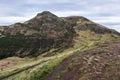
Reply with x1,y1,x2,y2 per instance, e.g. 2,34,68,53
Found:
0,11,120,80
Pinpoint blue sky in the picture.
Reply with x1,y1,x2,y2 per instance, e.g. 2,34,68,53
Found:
0,0,120,32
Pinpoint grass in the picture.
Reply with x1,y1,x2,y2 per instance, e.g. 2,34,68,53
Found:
101,59,120,80
1,30,120,80
55,58,78,79
2,40,97,80
7,51,71,80
0,58,47,79
9,61,56,80
55,69,68,79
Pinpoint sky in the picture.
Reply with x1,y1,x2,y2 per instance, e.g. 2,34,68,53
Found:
0,0,120,32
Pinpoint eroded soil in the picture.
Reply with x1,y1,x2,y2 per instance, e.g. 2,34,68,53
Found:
45,42,120,80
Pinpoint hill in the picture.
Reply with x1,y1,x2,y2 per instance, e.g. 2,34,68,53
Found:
45,42,120,80
0,11,119,59
0,11,120,80
0,11,75,59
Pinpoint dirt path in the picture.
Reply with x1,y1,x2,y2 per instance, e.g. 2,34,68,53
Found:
0,43,120,80
0,46,80,80
44,42,120,80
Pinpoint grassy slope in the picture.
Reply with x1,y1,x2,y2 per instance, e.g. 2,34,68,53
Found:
45,42,120,80
0,30,120,80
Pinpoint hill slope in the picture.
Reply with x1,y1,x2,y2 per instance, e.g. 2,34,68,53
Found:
0,11,120,80
0,11,120,59
45,42,120,80
64,16,120,35
0,11,75,59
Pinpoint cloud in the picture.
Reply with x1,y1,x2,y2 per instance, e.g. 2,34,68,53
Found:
25,0,79,5
0,16,32,25
89,17,120,24
108,25,120,32
0,0,119,32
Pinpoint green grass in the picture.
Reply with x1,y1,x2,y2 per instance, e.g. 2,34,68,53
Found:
55,58,78,79
1,30,120,80
7,53,69,80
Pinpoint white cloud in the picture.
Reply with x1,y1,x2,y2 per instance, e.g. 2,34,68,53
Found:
0,0,120,32
26,0,73,4
52,11,90,17
89,17,120,24
110,25,120,32
0,16,32,25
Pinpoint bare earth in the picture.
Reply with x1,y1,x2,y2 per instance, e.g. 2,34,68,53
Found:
45,42,120,80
